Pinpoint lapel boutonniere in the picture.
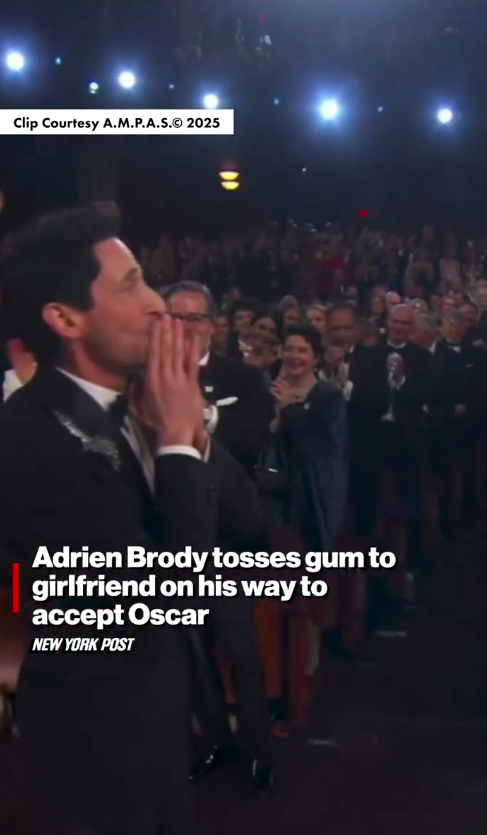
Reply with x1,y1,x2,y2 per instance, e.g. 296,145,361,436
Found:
54,411,121,472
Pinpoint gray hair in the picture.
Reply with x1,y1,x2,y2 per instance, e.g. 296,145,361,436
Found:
162,281,217,320
414,313,438,335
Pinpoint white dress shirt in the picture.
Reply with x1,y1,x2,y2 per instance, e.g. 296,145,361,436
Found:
3,370,24,401
58,369,203,492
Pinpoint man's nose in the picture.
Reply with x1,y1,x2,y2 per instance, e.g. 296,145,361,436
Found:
146,287,166,316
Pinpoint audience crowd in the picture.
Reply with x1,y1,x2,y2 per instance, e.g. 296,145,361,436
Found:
0,212,486,834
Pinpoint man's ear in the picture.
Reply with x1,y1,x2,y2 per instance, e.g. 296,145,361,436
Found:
42,303,86,341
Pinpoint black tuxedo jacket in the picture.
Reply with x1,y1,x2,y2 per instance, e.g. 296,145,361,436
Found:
199,352,272,472
378,340,431,417
0,367,264,643
376,340,431,449
347,344,390,467
429,339,487,420
0,366,232,834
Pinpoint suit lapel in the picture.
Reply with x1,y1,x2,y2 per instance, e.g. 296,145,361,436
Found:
26,368,153,504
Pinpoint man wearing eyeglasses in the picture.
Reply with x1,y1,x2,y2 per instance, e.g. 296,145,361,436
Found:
163,282,272,476
163,281,274,795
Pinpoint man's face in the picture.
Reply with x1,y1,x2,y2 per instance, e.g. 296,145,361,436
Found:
327,310,356,350
47,238,165,376
283,307,302,327
440,296,457,318
442,317,465,344
460,305,477,331
165,291,214,358
388,306,413,344
477,287,487,310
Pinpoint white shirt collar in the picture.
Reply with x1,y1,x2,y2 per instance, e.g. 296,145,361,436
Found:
2,369,23,401
57,368,120,411
387,342,407,350
199,352,210,367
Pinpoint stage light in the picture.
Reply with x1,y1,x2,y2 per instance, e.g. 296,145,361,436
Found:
118,71,136,90
320,99,340,120
437,108,453,124
55,57,62,65
358,209,369,220
89,82,99,94
219,162,240,191
273,98,281,106
168,83,175,90
203,93,219,109
378,106,384,113
5,51,25,72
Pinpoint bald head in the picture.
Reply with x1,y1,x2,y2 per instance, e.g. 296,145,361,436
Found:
388,304,414,346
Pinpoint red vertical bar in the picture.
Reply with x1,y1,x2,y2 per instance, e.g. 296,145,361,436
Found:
12,563,20,613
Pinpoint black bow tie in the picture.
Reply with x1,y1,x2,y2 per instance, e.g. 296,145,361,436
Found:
108,394,129,429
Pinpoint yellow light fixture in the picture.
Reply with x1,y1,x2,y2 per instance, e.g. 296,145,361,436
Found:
221,181,240,191
219,171,239,181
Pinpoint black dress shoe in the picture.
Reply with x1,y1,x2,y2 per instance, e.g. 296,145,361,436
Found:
189,744,233,782
249,759,274,796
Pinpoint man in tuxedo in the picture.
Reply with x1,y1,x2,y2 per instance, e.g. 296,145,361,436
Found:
163,281,274,792
376,305,431,597
164,282,272,475
325,304,389,538
0,204,261,834
429,312,487,516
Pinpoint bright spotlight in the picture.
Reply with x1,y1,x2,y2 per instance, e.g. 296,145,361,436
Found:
203,93,219,109
320,99,340,120
5,51,25,72
437,108,453,124
118,71,136,90
89,82,99,95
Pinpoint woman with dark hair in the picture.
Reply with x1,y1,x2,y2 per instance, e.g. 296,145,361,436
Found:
245,308,283,372
269,323,348,554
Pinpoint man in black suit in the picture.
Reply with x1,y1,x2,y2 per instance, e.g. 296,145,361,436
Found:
428,311,487,519
163,282,272,474
163,281,274,792
325,304,389,539
0,205,260,834
376,304,431,598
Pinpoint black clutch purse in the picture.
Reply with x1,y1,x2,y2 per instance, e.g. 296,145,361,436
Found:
254,443,289,499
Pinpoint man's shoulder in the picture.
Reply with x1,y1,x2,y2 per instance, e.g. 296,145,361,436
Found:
0,386,72,457
406,342,430,359
209,353,264,386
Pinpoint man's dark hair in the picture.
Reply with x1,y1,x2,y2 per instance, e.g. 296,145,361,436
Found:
162,281,217,320
283,323,322,358
325,303,358,324
0,203,120,365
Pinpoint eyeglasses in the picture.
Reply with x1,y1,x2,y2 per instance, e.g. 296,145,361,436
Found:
169,313,210,324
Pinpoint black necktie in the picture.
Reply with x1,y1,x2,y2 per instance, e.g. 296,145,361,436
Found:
108,394,129,429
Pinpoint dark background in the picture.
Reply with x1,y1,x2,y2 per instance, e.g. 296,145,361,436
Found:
0,0,486,245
